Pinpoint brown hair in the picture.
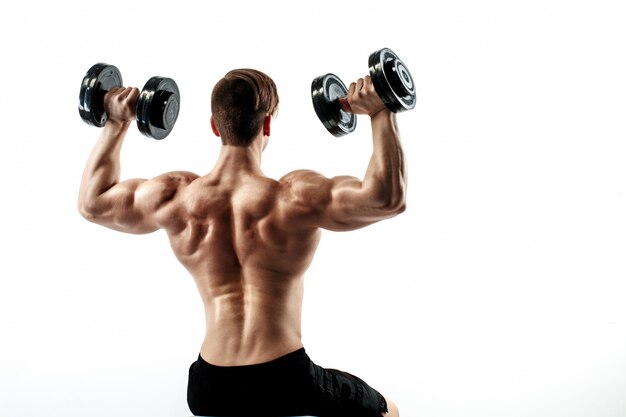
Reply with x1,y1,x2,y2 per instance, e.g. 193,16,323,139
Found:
211,69,279,146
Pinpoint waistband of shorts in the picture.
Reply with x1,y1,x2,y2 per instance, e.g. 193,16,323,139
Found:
194,347,310,375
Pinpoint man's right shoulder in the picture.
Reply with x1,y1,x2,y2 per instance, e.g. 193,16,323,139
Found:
279,169,326,184
278,169,332,211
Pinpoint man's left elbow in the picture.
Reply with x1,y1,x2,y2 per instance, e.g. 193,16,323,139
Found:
77,197,102,223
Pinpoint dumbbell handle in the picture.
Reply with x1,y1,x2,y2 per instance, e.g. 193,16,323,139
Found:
334,85,386,117
337,97,352,113
98,81,176,131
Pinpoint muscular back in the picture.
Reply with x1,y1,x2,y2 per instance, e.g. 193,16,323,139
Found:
171,172,320,280
161,169,322,365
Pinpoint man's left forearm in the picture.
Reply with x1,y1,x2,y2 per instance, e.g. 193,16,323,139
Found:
78,120,131,215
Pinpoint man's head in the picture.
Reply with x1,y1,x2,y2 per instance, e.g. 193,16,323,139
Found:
210,69,279,147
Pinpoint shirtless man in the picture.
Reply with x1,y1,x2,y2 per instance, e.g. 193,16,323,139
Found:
78,68,406,417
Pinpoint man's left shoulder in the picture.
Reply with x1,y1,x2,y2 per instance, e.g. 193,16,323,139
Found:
155,171,200,185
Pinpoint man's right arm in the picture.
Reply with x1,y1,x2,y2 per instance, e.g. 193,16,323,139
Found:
281,78,407,231
325,109,406,230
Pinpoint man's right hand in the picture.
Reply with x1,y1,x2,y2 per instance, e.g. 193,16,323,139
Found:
104,87,140,124
338,75,387,118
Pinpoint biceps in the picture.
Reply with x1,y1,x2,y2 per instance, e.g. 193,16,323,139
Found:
82,180,160,234
284,173,392,231
312,179,377,230
321,188,383,231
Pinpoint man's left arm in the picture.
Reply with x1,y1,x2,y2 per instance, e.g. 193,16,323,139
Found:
77,87,194,234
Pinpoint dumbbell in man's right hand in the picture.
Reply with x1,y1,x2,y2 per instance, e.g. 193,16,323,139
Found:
338,76,387,118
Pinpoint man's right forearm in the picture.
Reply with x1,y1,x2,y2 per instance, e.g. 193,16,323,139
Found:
361,110,407,212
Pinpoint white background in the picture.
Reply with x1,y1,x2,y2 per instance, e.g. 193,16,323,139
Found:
1,1,625,416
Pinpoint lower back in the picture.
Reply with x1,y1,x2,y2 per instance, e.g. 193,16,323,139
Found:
198,276,305,366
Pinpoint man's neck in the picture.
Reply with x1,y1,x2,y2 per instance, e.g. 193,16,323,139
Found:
213,135,265,175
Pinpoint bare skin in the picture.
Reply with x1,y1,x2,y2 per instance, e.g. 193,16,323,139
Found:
78,76,405,417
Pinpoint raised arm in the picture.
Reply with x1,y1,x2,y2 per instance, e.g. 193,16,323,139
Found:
77,87,196,234
282,76,407,231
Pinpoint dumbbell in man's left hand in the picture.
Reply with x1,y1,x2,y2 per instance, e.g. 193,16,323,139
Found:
104,87,140,125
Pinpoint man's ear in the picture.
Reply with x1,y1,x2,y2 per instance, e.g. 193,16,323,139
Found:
263,115,271,137
210,116,220,137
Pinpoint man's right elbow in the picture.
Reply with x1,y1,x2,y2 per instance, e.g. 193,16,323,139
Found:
378,192,407,217
394,200,407,215
388,198,407,216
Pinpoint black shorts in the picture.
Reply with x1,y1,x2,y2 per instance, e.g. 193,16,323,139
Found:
187,348,388,417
